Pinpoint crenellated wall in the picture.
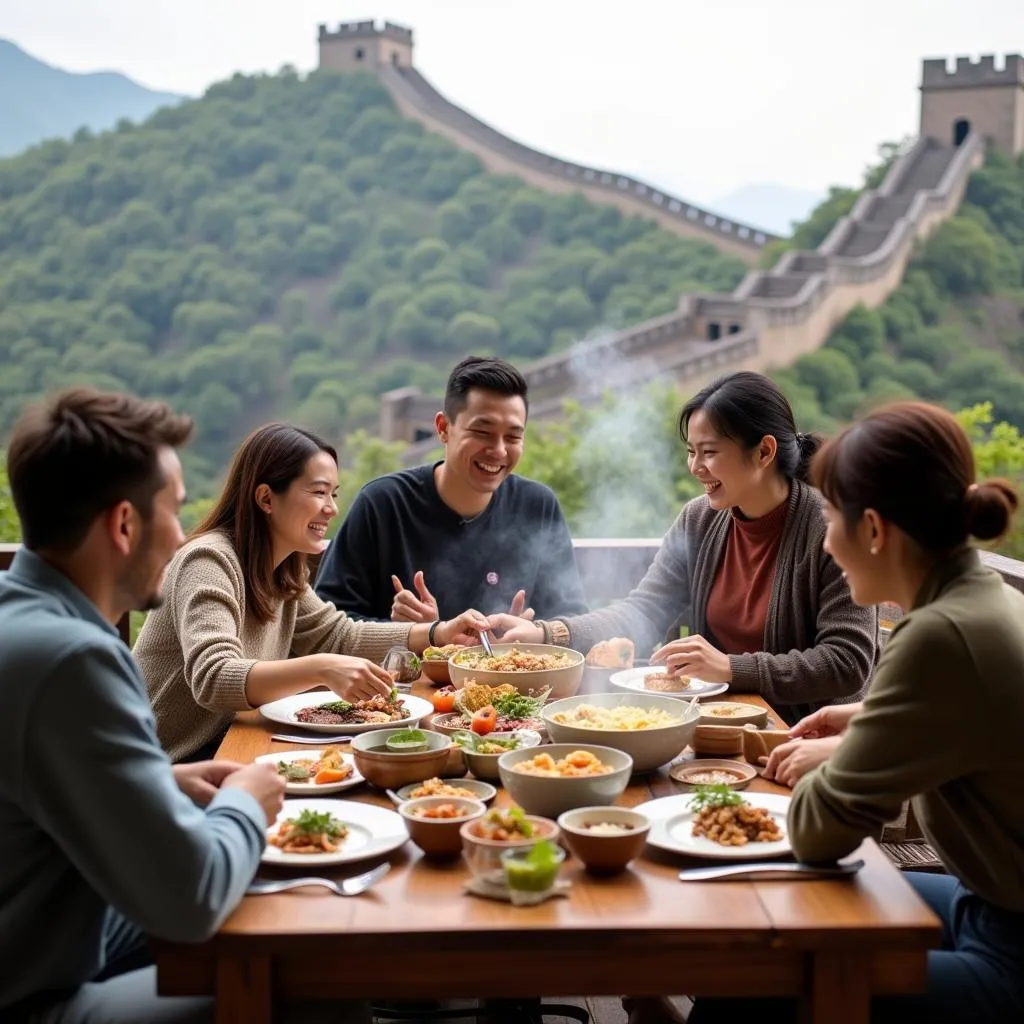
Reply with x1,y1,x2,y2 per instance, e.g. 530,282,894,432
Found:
386,130,983,457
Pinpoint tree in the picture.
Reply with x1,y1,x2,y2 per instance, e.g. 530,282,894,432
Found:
918,217,1002,297
0,457,20,543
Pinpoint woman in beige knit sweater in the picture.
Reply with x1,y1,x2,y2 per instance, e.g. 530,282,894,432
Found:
135,423,489,762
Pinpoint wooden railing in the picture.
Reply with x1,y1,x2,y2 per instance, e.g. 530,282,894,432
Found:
5,539,1024,647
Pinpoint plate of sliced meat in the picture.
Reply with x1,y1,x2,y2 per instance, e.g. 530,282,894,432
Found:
259,691,434,734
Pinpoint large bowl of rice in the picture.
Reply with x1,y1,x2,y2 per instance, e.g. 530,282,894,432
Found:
449,643,584,701
541,692,700,773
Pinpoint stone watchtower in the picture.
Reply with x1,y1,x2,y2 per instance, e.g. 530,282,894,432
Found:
920,54,1024,154
318,20,414,74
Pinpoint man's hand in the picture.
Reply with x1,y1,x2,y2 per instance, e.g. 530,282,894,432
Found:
762,736,842,789
649,635,732,683
390,571,439,624
487,613,544,644
173,760,247,808
509,590,535,621
221,762,287,826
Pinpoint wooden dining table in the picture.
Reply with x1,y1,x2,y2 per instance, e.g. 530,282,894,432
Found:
153,679,940,1024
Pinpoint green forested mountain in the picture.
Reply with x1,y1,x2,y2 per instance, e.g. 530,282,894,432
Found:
0,67,745,496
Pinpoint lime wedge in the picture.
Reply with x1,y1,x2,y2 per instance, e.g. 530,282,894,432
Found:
385,729,428,753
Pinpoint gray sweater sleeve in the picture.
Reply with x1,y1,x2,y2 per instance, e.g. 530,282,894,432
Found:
565,510,692,655
23,641,265,943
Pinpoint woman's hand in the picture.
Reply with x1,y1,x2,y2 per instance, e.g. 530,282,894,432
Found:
390,571,439,624
789,702,863,740
762,736,842,788
485,613,545,644
316,654,394,701
435,609,493,648
650,635,732,683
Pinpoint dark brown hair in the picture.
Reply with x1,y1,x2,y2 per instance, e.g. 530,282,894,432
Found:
680,371,820,483
444,356,529,422
813,400,1019,552
194,423,337,623
7,388,193,553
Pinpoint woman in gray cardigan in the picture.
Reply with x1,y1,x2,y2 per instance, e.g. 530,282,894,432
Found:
491,372,878,725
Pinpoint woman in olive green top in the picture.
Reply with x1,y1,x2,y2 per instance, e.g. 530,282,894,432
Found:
689,402,1024,1024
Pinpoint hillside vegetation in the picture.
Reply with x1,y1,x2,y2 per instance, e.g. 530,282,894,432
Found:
0,67,745,495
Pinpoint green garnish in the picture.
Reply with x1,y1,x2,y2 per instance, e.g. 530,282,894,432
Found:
317,700,353,713
485,806,533,837
688,784,744,812
490,687,550,720
452,730,520,754
503,839,563,891
291,809,345,837
385,728,428,752
277,760,313,781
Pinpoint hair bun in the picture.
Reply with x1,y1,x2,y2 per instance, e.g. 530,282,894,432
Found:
964,478,1020,543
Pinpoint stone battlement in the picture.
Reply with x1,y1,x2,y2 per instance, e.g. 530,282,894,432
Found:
921,54,1024,88
318,20,413,44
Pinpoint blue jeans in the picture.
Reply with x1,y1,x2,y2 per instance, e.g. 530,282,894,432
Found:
688,872,1024,1024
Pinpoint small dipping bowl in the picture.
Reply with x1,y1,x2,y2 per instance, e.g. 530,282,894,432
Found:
557,806,650,874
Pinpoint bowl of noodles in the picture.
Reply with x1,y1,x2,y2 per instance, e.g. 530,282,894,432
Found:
449,643,584,701
542,692,700,773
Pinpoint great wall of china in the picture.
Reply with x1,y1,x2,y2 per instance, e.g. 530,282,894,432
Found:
316,23,1024,457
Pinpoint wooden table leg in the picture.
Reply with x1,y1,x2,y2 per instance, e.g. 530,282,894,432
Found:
800,952,870,1024
215,954,272,1024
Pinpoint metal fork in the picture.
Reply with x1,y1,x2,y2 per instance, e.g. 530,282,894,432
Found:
247,862,390,896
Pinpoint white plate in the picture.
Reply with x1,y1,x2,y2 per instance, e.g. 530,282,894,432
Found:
609,666,729,700
262,797,408,866
254,749,365,795
258,692,434,734
636,791,792,861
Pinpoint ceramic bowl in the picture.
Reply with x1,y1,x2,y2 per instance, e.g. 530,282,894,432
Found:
542,692,699,773
350,729,452,789
697,702,768,728
448,643,584,700
395,778,498,804
458,730,543,782
669,758,757,790
398,797,487,859
421,659,452,685
557,806,651,874
459,813,559,878
498,743,633,818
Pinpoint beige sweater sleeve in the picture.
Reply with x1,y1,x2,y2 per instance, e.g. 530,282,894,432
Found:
165,542,259,713
289,584,412,663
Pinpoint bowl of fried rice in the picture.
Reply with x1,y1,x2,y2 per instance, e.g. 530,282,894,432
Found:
542,692,700,773
449,643,584,701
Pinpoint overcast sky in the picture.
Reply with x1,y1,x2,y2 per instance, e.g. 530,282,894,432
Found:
4,0,1022,204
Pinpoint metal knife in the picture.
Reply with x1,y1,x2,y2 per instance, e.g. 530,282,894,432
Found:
679,858,865,882
270,733,352,745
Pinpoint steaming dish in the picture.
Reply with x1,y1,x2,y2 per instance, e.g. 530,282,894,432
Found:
453,650,574,672
644,672,692,692
689,786,783,847
269,809,349,854
585,638,635,669
549,703,680,731
511,750,613,778
295,692,406,726
406,777,479,799
275,746,353,785
439,683,550,733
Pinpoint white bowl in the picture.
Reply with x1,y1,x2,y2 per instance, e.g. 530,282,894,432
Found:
448,643,584,700
497,743,633,818
542,691,700,772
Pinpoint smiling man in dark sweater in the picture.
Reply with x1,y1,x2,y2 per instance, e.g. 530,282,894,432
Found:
316,356,588,624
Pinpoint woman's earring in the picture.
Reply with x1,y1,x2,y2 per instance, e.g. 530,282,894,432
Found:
870,546,878,555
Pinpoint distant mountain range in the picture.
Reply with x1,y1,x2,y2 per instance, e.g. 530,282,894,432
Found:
0,39,183,156
712,183,823,236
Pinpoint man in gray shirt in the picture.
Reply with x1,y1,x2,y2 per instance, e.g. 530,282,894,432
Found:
0,389,285,1022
